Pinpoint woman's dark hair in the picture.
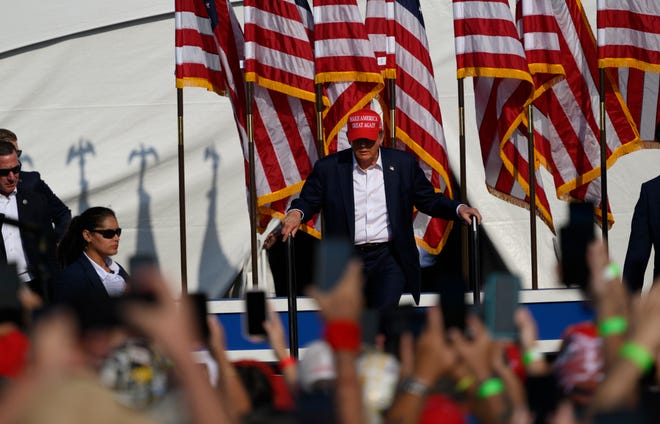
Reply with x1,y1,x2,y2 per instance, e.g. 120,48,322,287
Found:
57,206,116,267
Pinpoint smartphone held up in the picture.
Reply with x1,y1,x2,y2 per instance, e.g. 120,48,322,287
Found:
483,272,520,341
243,290,268,341
314,236,354,292
559,202,596,289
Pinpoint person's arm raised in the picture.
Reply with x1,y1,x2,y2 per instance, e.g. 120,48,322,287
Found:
450,315,509,424
385,306,456,424
308,259,365,424
122,276,235,424
263,302,298,388
207,315,251,419
589,278,660,416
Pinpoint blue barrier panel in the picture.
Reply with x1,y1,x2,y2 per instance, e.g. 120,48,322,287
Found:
216,311,324,352
213,290,592,356
527,302,594,341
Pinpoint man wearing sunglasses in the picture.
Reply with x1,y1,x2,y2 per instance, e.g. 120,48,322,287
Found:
0,140,71,300
0,129,22,158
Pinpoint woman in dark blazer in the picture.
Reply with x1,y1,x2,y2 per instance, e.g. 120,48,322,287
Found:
52,207,128,308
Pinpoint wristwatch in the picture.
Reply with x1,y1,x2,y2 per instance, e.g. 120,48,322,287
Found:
398,377,429,397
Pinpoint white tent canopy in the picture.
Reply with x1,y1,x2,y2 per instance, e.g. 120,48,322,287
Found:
1,0,658,296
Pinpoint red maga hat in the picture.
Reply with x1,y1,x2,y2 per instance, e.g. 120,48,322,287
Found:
346,109,382,142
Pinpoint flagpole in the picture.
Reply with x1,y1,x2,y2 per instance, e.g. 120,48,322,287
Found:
176,88,188,293
387,79,396,147
457,79,469,284
246,81,259,289
315,83,326,236
315,84,325,158
527,104,538,289
598,68,608,245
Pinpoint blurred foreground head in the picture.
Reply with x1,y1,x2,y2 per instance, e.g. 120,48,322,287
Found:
298,340,336,393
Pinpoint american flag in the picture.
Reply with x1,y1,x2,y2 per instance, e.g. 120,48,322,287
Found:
366,0,456,254
313,0,384,154
612,68,660,142
519,0,642,225
365,0,396,79
598,1,660,144
175,0,246,140
597,1,660,72
454,0,554,230
244,0,317,102
243,0,321,236
176,0,319,233
175,0,228,95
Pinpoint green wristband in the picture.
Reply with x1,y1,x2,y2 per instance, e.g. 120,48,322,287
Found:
598,316,628,337
477,377,504,399
620,342,654,373
523,348,543,366
455,376,475,393
603,262,622,281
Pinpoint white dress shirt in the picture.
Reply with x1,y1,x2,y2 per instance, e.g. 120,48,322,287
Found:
0,189,31,283
84,252,127,297
353,151,391,245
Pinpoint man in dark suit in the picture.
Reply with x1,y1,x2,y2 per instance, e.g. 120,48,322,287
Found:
0,139,71,299
623,175,660,293
281,109,481,308
622,122,660,294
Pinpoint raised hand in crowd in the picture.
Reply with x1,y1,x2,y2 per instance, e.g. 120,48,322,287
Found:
308,258,364,424
589,276,660,418
515,307,550,377
450,315,510,424
385,305,456,424
0,309,154,424
205,314,252,420
262,302,298,388
121,274,236,424
586,239,631,374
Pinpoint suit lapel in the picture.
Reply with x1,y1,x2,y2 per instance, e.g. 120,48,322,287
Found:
15,185,27,220
381,149,400,226
81,255,110,296
14,183,29,252
337,150,355,242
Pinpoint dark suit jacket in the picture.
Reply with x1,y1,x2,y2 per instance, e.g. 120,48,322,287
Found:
291,147,461,302
1,171,71,294
623,175,660,292
52,254,129,309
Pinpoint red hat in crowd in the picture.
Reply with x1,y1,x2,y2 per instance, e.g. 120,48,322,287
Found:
346,109,382,142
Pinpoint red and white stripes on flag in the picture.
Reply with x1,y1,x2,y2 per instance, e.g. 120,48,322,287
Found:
613,68,660,142
175,0,228,95
244,0,317,102
175,0,246,140
365,0,396,79
313,0,384,154
366,0,456,254
243,0,321,236
454,0,554,229
597,1,660,73
518,0,642,225
176,0,319,233
598,1,660,144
